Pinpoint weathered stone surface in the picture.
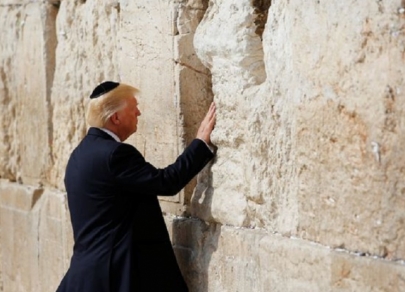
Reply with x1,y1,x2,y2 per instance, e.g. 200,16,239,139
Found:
0,2,56,185
194,0,267,227
166,217,405,292
118,0,184,169
2,0,405,291
38,189,73,292
0,181,42,292
194,0,405,259
0,181,72,292
2,0,57,185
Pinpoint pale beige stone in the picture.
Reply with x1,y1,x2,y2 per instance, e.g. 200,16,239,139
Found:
0,181,43,292
2,0,405,291
38,190,73,292
0,4,26,182
194,0,267,226
194,0,405,259
0,181,72,292
0,2,57,185
15,3,54,186
118,0,182,174
165,217,405,292
263,0,405,259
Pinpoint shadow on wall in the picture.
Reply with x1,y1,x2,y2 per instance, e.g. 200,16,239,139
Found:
172,161,221,292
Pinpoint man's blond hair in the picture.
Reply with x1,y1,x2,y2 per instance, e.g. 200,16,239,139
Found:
86,83,139,127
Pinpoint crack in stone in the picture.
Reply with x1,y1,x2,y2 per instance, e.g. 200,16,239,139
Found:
173,59,210,76
0,4,24,7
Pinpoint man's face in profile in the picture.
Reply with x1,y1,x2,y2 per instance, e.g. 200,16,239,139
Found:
117,96,141,138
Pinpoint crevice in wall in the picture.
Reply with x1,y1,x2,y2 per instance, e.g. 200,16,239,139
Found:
36,199,42,272
31,188,45,209
0,62,16,182
251,0,271,40
48,0,61,9
173,59,211,76
175,0,214,210
114,2,120,14
42,1,60,169
0,4,23,7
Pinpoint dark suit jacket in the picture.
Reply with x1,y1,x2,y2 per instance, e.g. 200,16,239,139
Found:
56,127,214,292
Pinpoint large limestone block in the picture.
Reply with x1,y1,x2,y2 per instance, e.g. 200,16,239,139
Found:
118,0,183,170
193,0,268,226
194,0,405,258
0,181,72,292
38,190,73,292
0,2,57,185
165,216,405,292
0,4,23,181
262,0,405,258
0,181,43,292
118,0,210,160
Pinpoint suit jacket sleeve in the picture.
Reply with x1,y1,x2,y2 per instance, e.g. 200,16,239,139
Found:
109,139,214,196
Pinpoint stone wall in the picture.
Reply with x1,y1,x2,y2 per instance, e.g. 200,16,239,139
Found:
1,0,405,291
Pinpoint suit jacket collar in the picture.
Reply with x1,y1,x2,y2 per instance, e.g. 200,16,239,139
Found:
87,127,117,141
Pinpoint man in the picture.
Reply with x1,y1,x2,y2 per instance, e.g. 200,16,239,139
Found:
56,81,216,292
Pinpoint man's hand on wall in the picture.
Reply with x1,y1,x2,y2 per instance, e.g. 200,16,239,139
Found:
196,102,216,145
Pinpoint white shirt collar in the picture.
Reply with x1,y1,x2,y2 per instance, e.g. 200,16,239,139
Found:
99,128,121,142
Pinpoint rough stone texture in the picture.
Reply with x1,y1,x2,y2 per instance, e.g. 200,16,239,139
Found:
0,1,56,185
193,0,267,227
166,217,405,292
1,0,405,291
0,181,72,292
194,0,405,260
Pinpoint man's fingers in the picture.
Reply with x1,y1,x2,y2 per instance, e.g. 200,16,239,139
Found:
207,103,216,120
205,106,216,131
201,102,216,126
196,102,216,143
205,103,215,117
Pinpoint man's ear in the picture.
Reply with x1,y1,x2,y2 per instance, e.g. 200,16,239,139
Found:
110,112,120,125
